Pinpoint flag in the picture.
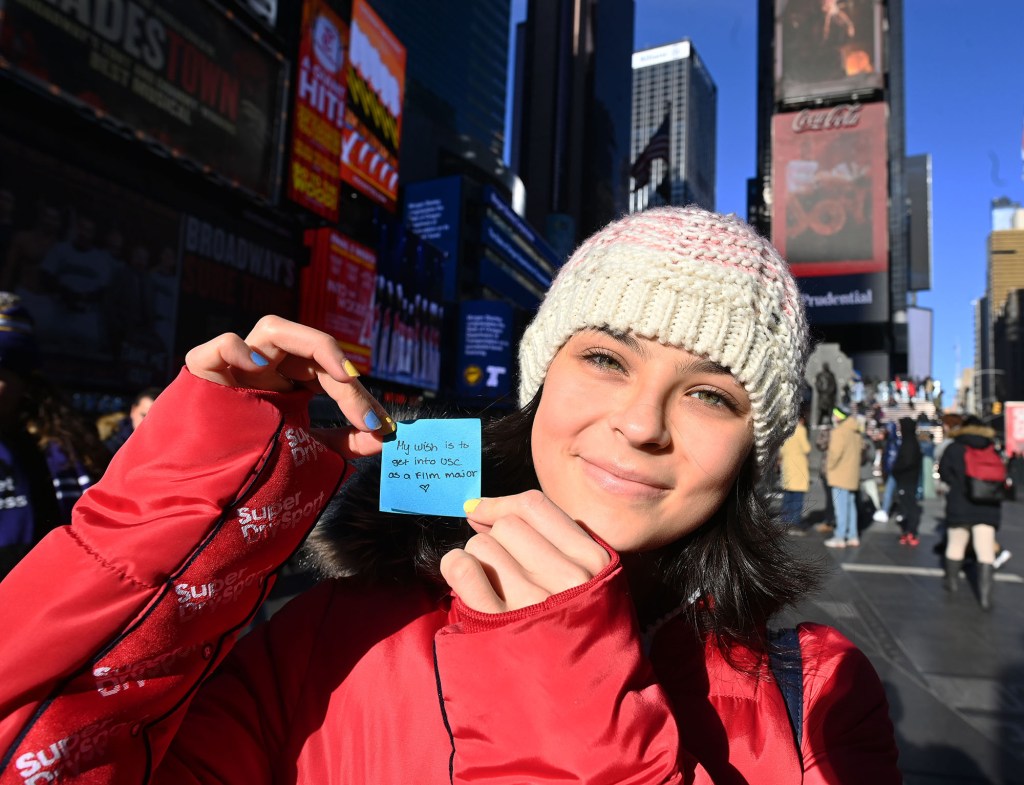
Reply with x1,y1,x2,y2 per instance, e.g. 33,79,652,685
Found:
656,170,672,204
631,111,671,190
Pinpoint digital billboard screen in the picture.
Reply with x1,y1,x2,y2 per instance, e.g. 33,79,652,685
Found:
286,0,349,221
340,0,406,211
772,102,889,324
775,0,883,104
0,0,288,200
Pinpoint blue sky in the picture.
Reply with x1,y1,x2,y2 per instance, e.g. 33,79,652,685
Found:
507,0,1024,403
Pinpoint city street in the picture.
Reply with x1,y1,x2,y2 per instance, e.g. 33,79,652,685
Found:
784,469,1024,784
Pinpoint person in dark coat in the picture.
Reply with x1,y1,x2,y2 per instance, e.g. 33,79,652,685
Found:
938,416,1003,610
891,417,922,546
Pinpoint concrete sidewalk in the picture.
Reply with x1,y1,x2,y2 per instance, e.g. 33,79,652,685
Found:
784,469,1024,784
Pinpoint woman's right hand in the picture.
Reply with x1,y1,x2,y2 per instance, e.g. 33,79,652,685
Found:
184,315,394,459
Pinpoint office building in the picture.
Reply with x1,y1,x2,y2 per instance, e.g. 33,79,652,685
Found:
629,40,716,212
512,0,635,255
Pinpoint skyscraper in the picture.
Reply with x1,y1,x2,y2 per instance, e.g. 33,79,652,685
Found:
370,1,512,187
629,40,717,213
512,0,635,254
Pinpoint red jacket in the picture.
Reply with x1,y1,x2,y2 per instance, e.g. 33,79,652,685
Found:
0,371,901,784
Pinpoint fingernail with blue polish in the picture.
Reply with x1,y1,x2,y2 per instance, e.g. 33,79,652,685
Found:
363,410,382,430
250,350,269,367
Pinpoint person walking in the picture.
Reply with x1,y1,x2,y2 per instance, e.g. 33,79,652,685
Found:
0,208,901,783
824,406,862,548
938,415,1003,610
778,410,812,531
892,417,923,546
859,421,882,523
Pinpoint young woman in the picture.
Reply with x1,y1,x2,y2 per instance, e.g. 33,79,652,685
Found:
0,208,900,783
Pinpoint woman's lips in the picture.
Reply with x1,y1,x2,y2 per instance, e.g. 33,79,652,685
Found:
579,456,670,497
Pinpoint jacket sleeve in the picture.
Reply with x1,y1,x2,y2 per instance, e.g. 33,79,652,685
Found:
433,554,684,784
0,369,351,784
799,624,902,784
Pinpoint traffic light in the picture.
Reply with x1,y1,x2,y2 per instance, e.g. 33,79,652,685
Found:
992,401,1003,416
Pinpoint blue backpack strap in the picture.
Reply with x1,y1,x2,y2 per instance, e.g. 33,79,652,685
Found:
768,626,804,764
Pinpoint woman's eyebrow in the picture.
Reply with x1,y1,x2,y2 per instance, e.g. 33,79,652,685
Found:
678,357,734,377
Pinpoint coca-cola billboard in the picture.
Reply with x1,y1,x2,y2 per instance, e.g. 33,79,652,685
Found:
772,102,889,324
775,0,884,104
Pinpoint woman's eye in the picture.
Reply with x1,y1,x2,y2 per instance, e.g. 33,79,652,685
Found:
583,351,625,372
690,389,729,408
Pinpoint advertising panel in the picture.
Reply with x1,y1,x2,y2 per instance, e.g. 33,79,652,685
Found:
457,300,514,400
775,0,883,104
404,177,463,301
371,218,443,391
0,0,288,199
907,306,932,381
906,154,933,292
176,213,300,359
300,229,376,373
1006,402,1024,458
772,103,889,323
0,134,179,389
340,0,406,211
286,0,349,221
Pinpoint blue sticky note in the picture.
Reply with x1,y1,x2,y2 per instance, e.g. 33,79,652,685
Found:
380,419,482,517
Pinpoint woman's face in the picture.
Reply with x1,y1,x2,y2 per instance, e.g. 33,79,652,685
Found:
531,329,754,553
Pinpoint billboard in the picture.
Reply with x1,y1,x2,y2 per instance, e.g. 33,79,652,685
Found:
0,134,179,389
404,177,463,301
286,0,349,221
371,218,443,391
907,306,932,381
457,300,514,399
0,0,288,200
775,0,884,104
340,0,406,211
772,103,889,323
300,229,376,373
1006,402,1024,458
906,154,933,292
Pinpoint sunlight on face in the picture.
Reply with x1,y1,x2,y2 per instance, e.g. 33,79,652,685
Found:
531,330,754,553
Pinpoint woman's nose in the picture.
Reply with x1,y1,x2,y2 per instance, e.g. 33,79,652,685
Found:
608,393,672,450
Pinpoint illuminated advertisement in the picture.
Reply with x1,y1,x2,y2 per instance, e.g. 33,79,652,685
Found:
457,300,514,400
772,102,889,323
404,177,463,301
301,229,376,373
775,0,883,104
371,218,443,391
287,0,349,221
0,134,179,388
0,0,288,199
340,0,406,211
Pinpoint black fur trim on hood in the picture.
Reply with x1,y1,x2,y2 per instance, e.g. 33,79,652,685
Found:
300,453,472,587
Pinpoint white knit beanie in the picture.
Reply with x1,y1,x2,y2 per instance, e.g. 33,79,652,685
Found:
518,206,809,467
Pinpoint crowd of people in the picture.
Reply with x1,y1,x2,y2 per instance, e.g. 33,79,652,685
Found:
776,374,1017,611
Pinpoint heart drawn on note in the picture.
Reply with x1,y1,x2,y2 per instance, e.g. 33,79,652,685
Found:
419,484,430,492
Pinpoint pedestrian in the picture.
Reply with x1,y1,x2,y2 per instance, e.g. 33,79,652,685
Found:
778,409,812,531
0,208,901,782
938,415,1003,610
0,293,110,580
892,417,923,546
876,419,901,523
99,386,163,453
824,405,862,548
859,420,882,521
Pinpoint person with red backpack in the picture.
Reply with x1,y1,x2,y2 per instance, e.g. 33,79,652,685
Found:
938,415,1005,610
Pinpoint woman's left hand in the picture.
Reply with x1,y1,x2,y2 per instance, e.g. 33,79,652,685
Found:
439,490,611,614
